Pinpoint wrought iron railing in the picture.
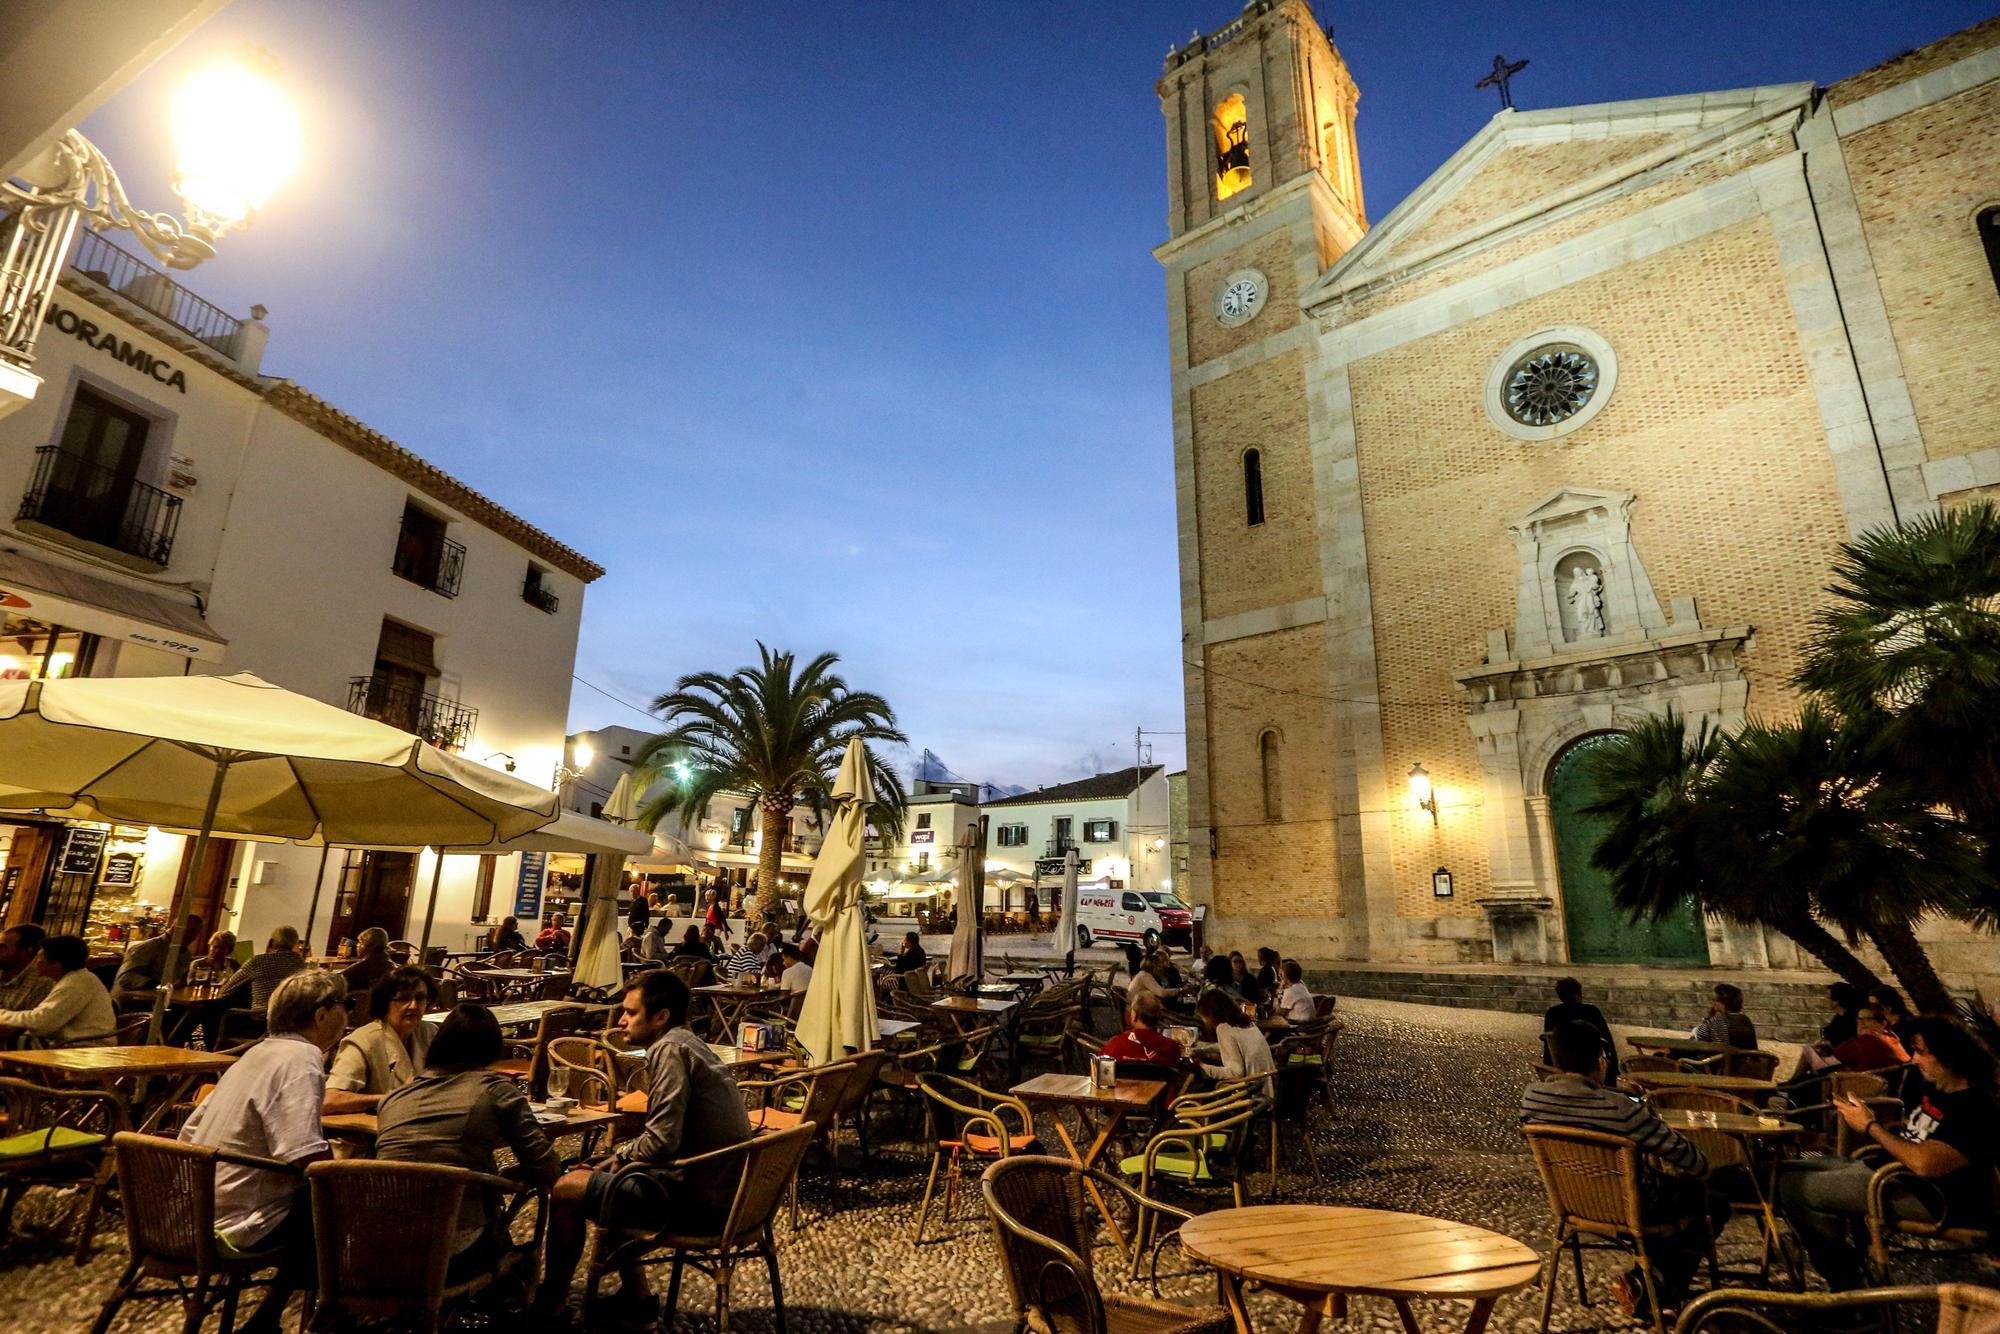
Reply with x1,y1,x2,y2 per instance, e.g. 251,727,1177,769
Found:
1044,837,1078,858
17,444,181,565
346,675,479,752
522,575,559,613
67,228,243,353
391,530,465,598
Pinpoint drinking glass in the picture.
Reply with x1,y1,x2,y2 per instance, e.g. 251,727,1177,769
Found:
546,1065,569,1101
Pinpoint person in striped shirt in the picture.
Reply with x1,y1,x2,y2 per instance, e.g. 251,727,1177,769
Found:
721,932,765,981
1521,1020,1724,1319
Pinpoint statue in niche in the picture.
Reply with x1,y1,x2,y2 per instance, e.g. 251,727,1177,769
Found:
1567,565,1606,638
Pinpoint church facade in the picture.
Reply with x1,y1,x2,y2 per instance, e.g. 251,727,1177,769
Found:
1158,2,2000,972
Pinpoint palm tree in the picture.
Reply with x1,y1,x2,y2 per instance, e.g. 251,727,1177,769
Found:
1701,706,1986,1016
634,645,907,923
1582,712,1883,990
1798,502,2000,911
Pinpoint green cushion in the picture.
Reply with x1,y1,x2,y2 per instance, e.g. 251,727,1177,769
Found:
0,1126,102,1157
1288,1053,1323,1066
1118,1149,1215,1182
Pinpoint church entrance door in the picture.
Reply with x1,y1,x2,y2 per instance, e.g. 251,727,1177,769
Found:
1549,734,1709,965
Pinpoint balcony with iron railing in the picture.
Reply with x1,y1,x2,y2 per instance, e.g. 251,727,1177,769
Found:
66,227,245,356
346,675,479,752
16,444,181,567
522,574,559,614
392,530,465,598
1044,837,1078,858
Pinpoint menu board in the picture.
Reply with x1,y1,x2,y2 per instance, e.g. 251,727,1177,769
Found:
513,851,547,919
60,827,108,876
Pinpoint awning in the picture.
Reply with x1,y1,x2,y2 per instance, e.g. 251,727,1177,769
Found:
0,548,226,662
703,848,815,873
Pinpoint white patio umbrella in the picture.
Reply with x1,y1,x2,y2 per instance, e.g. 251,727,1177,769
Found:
1051,847,1081,966
0,672,560,1039
795,738,879,1065
945,822,983,985
573,771,640,990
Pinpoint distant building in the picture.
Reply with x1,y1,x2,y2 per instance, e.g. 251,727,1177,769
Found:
981,767,1171,910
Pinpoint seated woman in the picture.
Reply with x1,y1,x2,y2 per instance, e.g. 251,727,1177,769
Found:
339,927,396,1000
891,931,928,974
669,925,711,960
376,1003,563,1277
1193,988,1275,1096
1274,959,1316,1023
489,917,528,953
1199,954,1246,1003
1227,952,1257,1002
324,965,440,1115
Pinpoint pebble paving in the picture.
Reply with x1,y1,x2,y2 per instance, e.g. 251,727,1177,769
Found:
0,996,1917,1334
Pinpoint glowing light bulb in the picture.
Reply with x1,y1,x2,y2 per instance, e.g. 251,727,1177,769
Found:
172,55,301,232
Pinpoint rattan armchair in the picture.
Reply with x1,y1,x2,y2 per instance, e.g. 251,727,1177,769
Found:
0,1074,121,1262
1642,1087,1787,1281
1865,1160,1998,1281
545,1035,639,1112
982,1155,1231,1334
1673,1282,2000,1334
1522,1123,1719,1334
913,1071,1037,1243
739,1060,857,1228
491,1003,587,1098
1117,1092,1258,1265
305,1158,544,1332
585,1121,815,1334
89,1132,294,1334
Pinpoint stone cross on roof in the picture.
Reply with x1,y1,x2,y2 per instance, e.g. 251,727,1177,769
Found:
1475,53,1530,110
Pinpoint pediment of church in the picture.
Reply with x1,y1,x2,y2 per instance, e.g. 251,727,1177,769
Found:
1301,81,1815,313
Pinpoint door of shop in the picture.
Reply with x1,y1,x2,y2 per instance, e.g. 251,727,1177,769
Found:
1550,734,1710,965
324,851,416,950
170,837,238,947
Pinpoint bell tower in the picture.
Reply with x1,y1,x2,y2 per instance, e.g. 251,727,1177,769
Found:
1156,0,1366,953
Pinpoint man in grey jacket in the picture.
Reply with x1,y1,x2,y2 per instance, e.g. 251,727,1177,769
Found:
537,968,751,1322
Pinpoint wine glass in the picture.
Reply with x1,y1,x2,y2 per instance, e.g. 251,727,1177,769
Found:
546,1064,569,1103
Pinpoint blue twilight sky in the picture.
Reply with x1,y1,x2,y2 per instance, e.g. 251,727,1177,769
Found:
79,0,1993,790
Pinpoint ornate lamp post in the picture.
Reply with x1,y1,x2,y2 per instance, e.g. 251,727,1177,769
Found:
0,52,299,411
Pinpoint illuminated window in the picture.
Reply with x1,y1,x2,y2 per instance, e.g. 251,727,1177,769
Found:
1243,449,1265,526
0,614,96,680
1213,94,1251,200
1260,731,1282,822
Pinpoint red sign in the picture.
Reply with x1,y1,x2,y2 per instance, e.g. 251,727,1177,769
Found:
0,589,30,610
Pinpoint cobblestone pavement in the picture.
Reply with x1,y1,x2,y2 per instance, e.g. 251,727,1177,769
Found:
0,997,1874,1334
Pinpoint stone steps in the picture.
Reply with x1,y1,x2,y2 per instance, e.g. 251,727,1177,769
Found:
1302,965,1838,1043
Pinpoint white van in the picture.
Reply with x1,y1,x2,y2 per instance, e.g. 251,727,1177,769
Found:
1075,888,1168,951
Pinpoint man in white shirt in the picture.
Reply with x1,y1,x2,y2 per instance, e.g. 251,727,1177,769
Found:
0,934,115,1045
1276,959,1317,1023
180,969,346,1333
778,942,813,993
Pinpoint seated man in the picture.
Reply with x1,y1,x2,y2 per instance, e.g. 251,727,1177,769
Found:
1542,975,1620,1080
1689,982,1757,1050
338,927,397,999
1521,1020,1723,1319
1101,991,1187,1067
0,934,116,1045
538,970,752,1322
536,913,572,954
891,931,928,975
218,926,308,1013
323,966,440,1115
179,970,348,1333
376,1003,563,1277
778,942,813,993
1789,1002,1910,1082
0,924,50,1013
722,932,764,980
1779,1017,1999,1289
111,914,203,1003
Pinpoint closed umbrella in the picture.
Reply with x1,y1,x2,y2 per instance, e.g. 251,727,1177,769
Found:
1051,847,1081,968
0,672,559,1039
574,772,639,990
795,738,879,1066
945,823,981,985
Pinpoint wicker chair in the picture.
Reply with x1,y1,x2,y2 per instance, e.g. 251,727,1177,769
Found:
1721,1050,1781,1082
1014,1002,1083,1076
1865,1160,1998,1282
1641,1088,1787,1280
738,1061,857,1228
1673,1282,2000,1334
983,1155,1232,1334
1622,1055,1683,1077
491,1004,587,1098
89,1133,294,1334
1522,1123,1719,1334
545,1035,635,1111
0,1075,121,1263
1116,1092,1259,1263
585,1122,815,1334
305,1158,543,1333
913,1072,1037,1243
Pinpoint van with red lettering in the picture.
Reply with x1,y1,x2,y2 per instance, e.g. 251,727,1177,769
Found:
1075,888,1169,952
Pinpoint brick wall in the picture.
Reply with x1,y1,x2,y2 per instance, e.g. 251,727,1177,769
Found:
1184,228,1303,367
1827,15,2000,108
1344,217,1849,920
1190,347,1321,619
1391,133,1677,257
1841,79,2000,465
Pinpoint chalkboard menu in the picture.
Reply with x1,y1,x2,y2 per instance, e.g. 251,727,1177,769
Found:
101,851,141,886
513,851,547,919
60,827,108,876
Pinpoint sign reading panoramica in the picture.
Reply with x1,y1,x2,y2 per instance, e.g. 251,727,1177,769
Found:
42,303,187,393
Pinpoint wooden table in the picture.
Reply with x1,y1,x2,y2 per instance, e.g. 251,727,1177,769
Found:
692,983,788,1041
614,1043,793,1116
325,1104,620,1161
1179,1204,1541,1334
0,1045,237,1133
1626,1035,1732,1059
1012,1073,1166,1255
1625,1070,1778,1097
874,1018,922,1042
1660,1109,1804,1275
423,1000,607,1030
930,995,1018,1021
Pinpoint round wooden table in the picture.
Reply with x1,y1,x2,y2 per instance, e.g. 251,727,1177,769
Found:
1179,1204,1541,1334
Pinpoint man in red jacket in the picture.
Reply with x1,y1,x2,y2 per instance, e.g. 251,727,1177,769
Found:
1101,992,1187,1066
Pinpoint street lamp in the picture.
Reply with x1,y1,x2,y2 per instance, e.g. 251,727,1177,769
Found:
0,50,299,400
1408,763,1438,826
552,740,594,796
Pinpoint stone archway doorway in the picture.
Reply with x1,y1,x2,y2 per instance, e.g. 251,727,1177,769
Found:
1548,733,1709,965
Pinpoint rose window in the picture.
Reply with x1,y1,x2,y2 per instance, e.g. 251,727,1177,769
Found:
1502,346,1599,427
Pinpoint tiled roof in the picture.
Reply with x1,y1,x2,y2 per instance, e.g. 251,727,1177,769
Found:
984,766,1164,808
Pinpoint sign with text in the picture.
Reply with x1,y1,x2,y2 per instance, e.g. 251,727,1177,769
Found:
100,851,141,886
60,827,108,876
513,851,547,919
910,830,934,844
1033,857,1091,878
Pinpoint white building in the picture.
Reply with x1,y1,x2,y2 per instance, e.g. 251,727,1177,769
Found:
863,779,981,920
981,767,1172,908
0,228,602,955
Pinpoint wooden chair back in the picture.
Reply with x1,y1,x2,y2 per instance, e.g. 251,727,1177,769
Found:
306,1159,468,1322
1622,1055,1680,1075
1725,1050,1781,1081
1523,1123,1646,1242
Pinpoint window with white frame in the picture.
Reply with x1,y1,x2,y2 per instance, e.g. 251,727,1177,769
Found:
995,823,1029,847
1083,819,1118,843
